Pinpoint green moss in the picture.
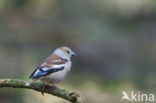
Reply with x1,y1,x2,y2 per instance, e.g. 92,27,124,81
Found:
0,79,83,103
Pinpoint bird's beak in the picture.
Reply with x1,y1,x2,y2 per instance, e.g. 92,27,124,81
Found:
71,52,76,57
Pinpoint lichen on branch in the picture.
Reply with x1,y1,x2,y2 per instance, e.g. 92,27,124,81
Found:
0,79,82,103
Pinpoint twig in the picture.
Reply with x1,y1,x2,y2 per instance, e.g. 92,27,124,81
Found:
0,79,82,103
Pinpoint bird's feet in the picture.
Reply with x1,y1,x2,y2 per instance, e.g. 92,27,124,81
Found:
41,83,58,96
51,84,58,90
41,83,47,96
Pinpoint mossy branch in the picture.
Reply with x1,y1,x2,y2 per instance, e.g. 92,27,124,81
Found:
0,79,82,103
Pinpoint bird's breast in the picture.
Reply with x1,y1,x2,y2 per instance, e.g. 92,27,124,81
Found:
44,61,71,83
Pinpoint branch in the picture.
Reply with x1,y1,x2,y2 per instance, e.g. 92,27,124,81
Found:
0,79,82,103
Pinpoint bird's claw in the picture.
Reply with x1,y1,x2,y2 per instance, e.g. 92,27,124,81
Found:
51,85,58,90
41,83,58,95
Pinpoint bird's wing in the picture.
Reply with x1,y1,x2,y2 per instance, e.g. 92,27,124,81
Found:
29,64,65,79
29,54,68,79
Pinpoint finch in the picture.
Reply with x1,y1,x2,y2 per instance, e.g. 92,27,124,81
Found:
26,46,76,95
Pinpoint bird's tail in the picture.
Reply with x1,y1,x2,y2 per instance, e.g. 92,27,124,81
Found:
26,79,34,86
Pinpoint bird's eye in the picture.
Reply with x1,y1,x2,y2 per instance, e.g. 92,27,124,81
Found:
67,50,70,54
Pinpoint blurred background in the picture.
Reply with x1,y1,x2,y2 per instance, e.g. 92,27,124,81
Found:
0,0,156,103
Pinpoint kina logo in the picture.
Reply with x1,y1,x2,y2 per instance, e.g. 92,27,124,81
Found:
121,91,154,102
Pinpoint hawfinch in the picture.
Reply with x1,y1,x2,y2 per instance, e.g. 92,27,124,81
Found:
26,47,76,95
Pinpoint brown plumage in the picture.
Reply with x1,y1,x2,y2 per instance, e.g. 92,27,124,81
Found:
27,47,76,95
45,54,68,65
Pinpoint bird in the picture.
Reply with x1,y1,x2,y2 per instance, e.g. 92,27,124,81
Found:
26,46,76,95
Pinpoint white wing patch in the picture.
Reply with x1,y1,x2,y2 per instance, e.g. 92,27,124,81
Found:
33,69,40,76
42,67,50,71
52,64,65,68
33,64,65,76
52,59,62,63
30,61,66,78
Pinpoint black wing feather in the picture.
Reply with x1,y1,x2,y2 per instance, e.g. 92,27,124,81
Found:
29,67,64,79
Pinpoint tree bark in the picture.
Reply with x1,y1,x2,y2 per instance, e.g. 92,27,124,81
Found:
0,79,82,103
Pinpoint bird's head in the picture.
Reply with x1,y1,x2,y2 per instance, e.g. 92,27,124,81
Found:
54,47,76,60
